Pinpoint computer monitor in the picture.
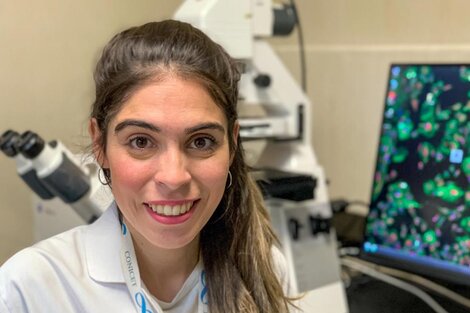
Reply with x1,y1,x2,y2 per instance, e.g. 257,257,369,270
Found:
362,64,470,286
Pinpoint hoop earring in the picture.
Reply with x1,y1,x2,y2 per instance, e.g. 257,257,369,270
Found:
226,170,232,189
98,168,110,186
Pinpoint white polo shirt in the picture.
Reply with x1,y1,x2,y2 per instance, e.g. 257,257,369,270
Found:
0,203,293,312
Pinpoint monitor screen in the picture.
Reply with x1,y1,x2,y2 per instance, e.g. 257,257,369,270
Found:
362,64,470,286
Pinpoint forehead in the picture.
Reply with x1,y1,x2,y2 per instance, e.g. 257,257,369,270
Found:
112,76,227,130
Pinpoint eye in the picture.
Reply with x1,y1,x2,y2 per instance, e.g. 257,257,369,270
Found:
189,136,216,150
129,136,153,150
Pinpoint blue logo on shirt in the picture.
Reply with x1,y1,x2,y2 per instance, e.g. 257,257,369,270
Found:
200,270,208,305
135,292,152,313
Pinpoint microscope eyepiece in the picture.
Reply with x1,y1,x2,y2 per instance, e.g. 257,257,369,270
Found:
18,131,46,159
0,130,21,157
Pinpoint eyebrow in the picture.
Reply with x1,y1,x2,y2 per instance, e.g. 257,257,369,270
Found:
185,122,225,135
114,119,225,135
114,120,160,133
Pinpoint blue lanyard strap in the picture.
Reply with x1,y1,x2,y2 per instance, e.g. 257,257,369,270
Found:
120,221,156,313
119,221,209,313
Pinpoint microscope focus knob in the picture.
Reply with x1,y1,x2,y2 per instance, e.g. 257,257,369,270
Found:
288,218,303,241
253,74,271,88
309,215,331,236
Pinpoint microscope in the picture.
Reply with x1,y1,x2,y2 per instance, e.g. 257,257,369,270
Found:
174,0,349,311
0,130,112,237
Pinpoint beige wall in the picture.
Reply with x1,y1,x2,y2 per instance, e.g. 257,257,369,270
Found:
2,0,470,263
0,0,183,263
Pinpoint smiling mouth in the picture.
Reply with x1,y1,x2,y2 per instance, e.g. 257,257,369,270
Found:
146,201,195,217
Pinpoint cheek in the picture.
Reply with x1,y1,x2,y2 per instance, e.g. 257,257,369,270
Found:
108,156,150,192
194,159,230,195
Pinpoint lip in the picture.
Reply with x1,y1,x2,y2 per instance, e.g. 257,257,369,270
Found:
144,199,199,225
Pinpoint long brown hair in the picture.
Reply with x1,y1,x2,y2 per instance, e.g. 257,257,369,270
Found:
91,20,293,313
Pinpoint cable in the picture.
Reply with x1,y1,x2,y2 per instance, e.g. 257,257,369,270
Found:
338,247,361,257
342,256,470,309
288,0,307,92
380,266,470,309
341,257,450,313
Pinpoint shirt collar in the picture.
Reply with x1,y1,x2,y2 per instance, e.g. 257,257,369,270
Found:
85,201,125,283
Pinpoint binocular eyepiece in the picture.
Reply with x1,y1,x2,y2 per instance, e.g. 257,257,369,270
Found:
1,130,46,159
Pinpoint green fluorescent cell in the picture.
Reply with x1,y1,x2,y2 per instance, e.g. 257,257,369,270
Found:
460,66,470,82
405,67,418,79
424,230,438,244
437,140,452,155
456,236,469,249
392,147,408,163
446,119,459,132
461,217,470,232
420,102,436,121
435,174,445,185
425,92,437,106
451,102,463,111
418,121,438,138
462,157,470,176
464,103,470,113
399,181,408,189
437,109,451,120
434,181,464,203
423,180,435,195
387,181,421,211
419,66,433,82
456,112,467,123
418,142,434,164
397,117,414,140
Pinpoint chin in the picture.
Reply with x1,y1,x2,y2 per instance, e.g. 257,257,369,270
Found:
147,231,199,250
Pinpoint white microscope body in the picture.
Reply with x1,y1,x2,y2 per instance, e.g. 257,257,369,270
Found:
175,1,348,311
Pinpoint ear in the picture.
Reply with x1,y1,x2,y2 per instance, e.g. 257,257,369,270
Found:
88,118,109,168
229,121,240,165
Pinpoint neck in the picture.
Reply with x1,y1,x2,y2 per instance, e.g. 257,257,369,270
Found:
126,222,200,302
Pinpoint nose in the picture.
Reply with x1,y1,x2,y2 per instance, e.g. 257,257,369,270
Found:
153,147,191,190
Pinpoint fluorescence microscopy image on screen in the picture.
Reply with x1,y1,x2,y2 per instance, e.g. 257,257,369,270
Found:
364,64,469,273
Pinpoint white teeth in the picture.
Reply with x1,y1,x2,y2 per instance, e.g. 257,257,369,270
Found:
172,205,180,215
149,202,193,216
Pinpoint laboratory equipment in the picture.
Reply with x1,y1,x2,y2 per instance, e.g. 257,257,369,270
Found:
175,1,348,311
1,130,54,200
1,130,111,227
362,64,470,286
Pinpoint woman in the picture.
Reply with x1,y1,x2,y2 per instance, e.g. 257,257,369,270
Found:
0,20,296,312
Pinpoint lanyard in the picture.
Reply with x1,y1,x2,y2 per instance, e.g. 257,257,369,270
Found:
119,221,209,313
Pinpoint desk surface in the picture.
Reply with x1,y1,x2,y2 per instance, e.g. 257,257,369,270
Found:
346,274,469,313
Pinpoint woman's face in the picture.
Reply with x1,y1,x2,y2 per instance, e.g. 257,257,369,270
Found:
93,76,236,250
